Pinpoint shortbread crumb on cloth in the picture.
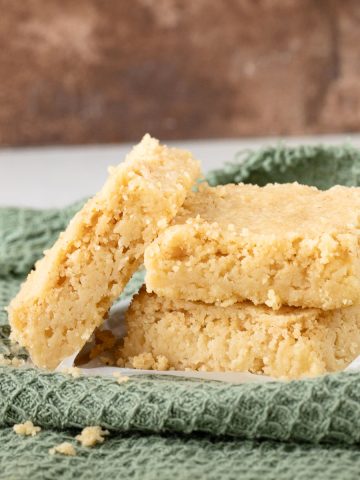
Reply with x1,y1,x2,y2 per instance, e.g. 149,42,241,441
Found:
112,372,130,383
60,367,81,378
0,354,25,367
13,421,41,437
76,426,109,447
49,442,76,456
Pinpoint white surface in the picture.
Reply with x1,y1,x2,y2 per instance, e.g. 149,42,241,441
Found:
1,134,360,208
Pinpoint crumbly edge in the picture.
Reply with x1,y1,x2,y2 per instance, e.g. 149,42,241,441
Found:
145,221,360,310
118,289,360,379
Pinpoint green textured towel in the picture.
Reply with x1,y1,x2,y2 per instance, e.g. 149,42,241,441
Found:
1,144,360,480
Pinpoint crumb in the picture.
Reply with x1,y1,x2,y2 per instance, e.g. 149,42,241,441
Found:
127,352,170,371
130,352,156,370
13,421,41,436
60,367,81,378
0,354,25,367
0,354,11,368
49,442,76,456
11,357,26,367
112,372,129,384
154,355,169,370
75,426,109,447
265,289,281,309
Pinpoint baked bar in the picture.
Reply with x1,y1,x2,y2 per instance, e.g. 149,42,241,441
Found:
145,183,360,309
118,288,360,379
8,135,200,369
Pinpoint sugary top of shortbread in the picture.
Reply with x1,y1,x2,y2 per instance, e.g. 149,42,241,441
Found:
176,183,360,236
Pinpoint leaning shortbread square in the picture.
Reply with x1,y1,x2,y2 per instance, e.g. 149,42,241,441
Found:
8,135,200,368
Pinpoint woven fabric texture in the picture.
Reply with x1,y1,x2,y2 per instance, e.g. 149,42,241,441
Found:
207,144,360,188
1,429,359,480
1,144,360,480
0,200,85,277
1,367,360,445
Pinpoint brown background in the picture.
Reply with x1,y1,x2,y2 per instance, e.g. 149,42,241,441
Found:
0,0,359,147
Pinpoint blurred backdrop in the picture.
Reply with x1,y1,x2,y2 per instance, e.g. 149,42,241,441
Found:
0,0,359,146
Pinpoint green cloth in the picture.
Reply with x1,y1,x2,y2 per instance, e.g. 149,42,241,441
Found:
207,143,360,188
1,144,360,480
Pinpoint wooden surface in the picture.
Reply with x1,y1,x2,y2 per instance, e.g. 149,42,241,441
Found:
0,0,360,146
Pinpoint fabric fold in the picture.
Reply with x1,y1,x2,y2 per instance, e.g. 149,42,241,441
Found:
1,367,360,445
2,427,359,480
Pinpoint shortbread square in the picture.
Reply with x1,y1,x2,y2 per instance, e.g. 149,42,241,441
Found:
118,288,360,379
145,183,360,309
8,135,200,369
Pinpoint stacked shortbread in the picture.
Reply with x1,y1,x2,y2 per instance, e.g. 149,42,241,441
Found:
118,183,360,379
8,136,360,380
